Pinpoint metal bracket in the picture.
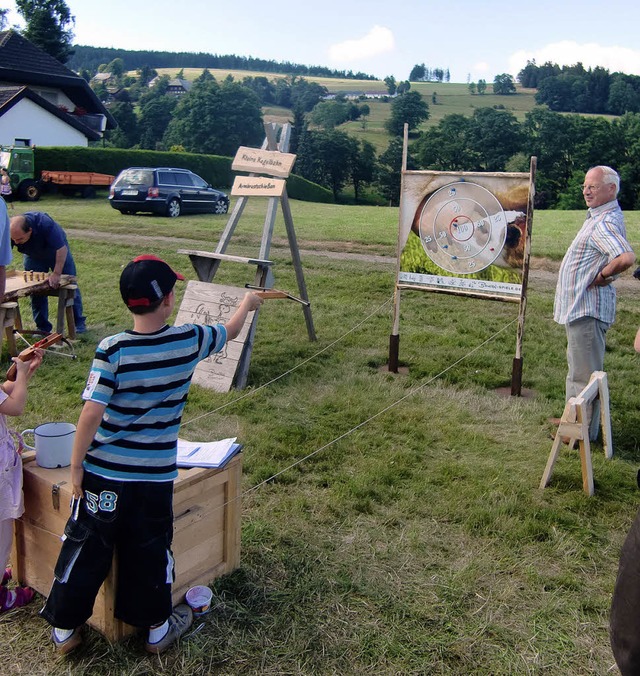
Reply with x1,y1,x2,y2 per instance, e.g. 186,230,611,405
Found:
52,481,66,510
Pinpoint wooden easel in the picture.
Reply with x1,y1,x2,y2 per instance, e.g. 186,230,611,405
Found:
178,122,315,391
539,371,613,496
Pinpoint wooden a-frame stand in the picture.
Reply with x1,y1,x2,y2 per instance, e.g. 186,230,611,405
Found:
539,371,613,496
177,122,315,391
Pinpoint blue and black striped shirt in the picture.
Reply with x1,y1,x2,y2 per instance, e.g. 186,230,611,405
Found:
81,323,226,481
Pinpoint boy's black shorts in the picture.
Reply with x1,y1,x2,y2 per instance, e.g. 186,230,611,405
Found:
41,471,175,629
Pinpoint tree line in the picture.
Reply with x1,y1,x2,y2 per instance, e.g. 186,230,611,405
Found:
102,68,431,204
68,45,376,81
518,60,640,115
408,64,451,83
411,105,640,210
104,62,640,210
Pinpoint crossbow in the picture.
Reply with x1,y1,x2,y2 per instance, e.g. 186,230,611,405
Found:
6,331,77,381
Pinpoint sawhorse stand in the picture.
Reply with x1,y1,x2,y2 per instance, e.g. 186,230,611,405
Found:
539,371,613,496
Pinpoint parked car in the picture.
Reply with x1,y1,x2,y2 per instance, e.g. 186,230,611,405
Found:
109,167,229,217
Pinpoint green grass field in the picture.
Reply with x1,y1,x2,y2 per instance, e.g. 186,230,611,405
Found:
1,195,639,674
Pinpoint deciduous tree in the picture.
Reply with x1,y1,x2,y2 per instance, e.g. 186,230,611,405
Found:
138,95,177,150
409,64,426,81
350,139,376,202
376,137,413,205
108,98,139,148
411,114,479,171
383,75,397,96
493,73,516,95
164,72,263,155
470,107,523,170
385,90,429,136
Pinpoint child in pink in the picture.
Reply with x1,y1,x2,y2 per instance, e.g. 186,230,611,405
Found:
0,350,43,612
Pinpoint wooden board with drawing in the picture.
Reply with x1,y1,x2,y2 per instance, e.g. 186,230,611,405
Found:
174,281,257,392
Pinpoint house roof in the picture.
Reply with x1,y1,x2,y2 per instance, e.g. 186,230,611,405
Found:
0,85,102,141
168,78,191,90
0,30,116,129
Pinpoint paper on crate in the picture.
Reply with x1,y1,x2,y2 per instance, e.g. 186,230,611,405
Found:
177,437,242,469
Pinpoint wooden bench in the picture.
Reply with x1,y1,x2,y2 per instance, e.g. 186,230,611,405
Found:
0,301,20,356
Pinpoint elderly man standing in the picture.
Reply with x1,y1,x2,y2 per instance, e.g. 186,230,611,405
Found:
10,212,86,334
553,165,635,441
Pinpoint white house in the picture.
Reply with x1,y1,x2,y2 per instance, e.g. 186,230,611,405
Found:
0,30,116,147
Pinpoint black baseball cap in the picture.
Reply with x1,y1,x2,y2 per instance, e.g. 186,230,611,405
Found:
120,254,185,308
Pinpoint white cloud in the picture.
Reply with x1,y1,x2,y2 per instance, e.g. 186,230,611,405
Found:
508,41,640,77
472,61,490,74
328,26,395,63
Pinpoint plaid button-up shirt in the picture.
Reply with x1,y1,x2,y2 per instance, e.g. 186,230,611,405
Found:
554,200,632,326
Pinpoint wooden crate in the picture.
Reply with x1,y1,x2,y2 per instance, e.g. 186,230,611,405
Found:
12,451,242,642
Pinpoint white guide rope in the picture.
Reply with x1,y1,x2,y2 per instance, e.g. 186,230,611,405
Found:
180,296,517,510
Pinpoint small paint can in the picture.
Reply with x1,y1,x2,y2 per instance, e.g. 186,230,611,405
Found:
185,585,213,616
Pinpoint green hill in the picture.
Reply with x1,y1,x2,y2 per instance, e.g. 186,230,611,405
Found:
151,68,539,153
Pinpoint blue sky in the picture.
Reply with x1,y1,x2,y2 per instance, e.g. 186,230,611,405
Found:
4,0,640,82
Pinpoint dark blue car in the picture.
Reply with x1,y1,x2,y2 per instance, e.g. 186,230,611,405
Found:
109,167,229,217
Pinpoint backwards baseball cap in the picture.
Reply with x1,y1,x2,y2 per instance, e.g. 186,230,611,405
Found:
120,254,185,308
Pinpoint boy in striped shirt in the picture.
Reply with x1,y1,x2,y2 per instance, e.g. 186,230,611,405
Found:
41,255,262,654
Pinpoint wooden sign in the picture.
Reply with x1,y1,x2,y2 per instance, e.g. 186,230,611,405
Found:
232,147,296,178
231,176,285,198
174,281,257,392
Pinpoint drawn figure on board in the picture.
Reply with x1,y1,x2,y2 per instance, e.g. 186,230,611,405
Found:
215,293,239,321
192,303,214,326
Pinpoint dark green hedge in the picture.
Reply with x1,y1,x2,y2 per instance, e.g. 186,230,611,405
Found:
34,147,334,203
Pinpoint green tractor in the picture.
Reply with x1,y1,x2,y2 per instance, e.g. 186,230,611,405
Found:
0,146,41,201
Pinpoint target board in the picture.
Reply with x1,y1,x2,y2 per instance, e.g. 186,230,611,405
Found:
397,171,533,299
418,182,506,274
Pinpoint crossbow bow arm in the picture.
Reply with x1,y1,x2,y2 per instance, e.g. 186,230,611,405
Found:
6,332,64,381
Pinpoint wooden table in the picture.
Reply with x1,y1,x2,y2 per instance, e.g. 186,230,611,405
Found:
1,271,78,353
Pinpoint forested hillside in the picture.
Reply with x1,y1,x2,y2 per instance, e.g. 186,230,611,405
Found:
69,45,376,81
80,47,640,210
518,60,640,115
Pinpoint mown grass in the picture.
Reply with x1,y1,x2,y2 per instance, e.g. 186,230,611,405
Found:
1,195,639,674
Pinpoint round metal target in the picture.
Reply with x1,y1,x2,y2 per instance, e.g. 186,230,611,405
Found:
417,181,507,274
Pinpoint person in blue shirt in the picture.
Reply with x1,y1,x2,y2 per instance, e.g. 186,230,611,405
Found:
0,196,11,298
9,212,86,334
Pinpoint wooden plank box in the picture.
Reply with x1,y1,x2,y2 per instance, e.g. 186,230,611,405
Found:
12,452,242,642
